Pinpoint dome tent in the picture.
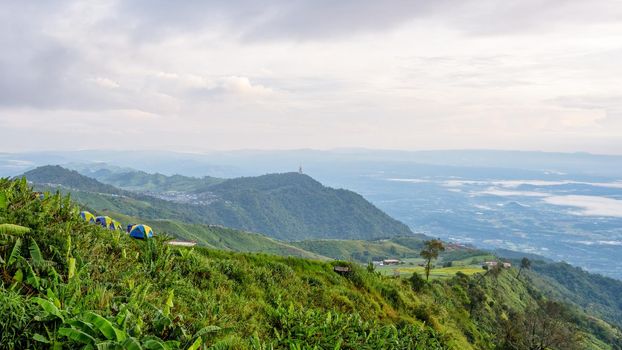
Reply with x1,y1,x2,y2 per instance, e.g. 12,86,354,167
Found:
112,220,123,231
80,211,96,223
129,224,154,239
95,216,115,230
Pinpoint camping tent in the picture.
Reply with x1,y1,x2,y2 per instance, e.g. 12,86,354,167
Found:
112,220,123,231
129,224,154,239
80,211,96,223
95,216,115,230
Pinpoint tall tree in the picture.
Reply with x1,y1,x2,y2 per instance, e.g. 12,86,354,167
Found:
516,257,531,279
420,239,445,281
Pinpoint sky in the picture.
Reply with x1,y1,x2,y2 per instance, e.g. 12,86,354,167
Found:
1,0,621,154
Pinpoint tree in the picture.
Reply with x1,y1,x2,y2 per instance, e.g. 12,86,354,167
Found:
420,239,445,281
516,257,531,279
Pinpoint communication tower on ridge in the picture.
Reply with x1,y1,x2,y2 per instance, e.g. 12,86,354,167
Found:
298,165,303,174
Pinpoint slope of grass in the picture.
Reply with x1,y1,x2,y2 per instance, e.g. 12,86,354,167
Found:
291,238,420,262
103,211,328,260
377,265,484,279
1,178,620,349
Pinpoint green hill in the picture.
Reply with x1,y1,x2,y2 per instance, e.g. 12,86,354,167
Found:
101,210,327,260
203,173,413,240
23,165,413,241
84,168,223,192
292,237,424,262
527,260,622,330
1,178,621,349
23,165,124,195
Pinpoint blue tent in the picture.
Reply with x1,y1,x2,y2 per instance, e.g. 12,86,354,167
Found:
80,211,96,223
129,224,154,239
95,216,114,230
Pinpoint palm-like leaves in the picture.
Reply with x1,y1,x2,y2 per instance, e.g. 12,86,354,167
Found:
0,223,30,236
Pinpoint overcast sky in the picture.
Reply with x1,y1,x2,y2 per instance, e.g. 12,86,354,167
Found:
1,0,621,154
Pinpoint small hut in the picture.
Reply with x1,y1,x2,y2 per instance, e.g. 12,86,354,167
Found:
333,265,352,275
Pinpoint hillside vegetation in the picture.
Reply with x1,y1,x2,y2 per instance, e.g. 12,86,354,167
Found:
1,178,621,349
528,261,622,329
24,166,413,241
101,210,328,260
83,168,224,192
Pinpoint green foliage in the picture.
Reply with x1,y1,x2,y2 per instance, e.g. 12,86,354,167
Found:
528,260,622,330
26,166,412,241
0,223,31,236
292,237,425,263
265,302,445,349
0,177,620,350
409,272,426,292
23,165,124,195
88,168,223,193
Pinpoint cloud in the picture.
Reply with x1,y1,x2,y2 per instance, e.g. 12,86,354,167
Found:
115,0,441,41
90,77,120,89
543,195,622,218
112,0,622,41
548,95,622,128
1,0,622,153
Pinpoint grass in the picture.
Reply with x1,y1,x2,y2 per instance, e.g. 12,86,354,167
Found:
377,265,484,279
2,178,620,349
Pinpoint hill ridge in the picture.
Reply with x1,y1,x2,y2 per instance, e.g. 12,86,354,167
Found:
23,165,414,241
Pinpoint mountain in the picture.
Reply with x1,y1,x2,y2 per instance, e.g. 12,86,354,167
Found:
22,165,124,195
76,166,223,192
203,173,413,240
527,260,622,329
1,178,620,349
22,165,413,241
4,149,622,178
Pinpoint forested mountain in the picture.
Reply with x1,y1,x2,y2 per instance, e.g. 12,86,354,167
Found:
527,261,622,329
1,178,621,349
82,167,223,192
22,165,413,241
23,165,124,195
203,173,413,240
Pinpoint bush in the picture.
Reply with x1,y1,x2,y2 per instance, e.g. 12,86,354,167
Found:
409,272,427,293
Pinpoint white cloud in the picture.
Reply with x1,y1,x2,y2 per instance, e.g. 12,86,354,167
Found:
1,0,622,152
544,195,622,218
90,77,120,89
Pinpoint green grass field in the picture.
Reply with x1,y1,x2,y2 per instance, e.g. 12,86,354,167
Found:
376,262,485,279
374,253,491,279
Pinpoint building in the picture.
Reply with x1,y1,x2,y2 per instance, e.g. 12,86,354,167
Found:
383,259,401,265
333,266,351,275
167,240,197,247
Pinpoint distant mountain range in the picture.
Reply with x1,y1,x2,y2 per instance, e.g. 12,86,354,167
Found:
22,165,413,241
3,149,622,179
